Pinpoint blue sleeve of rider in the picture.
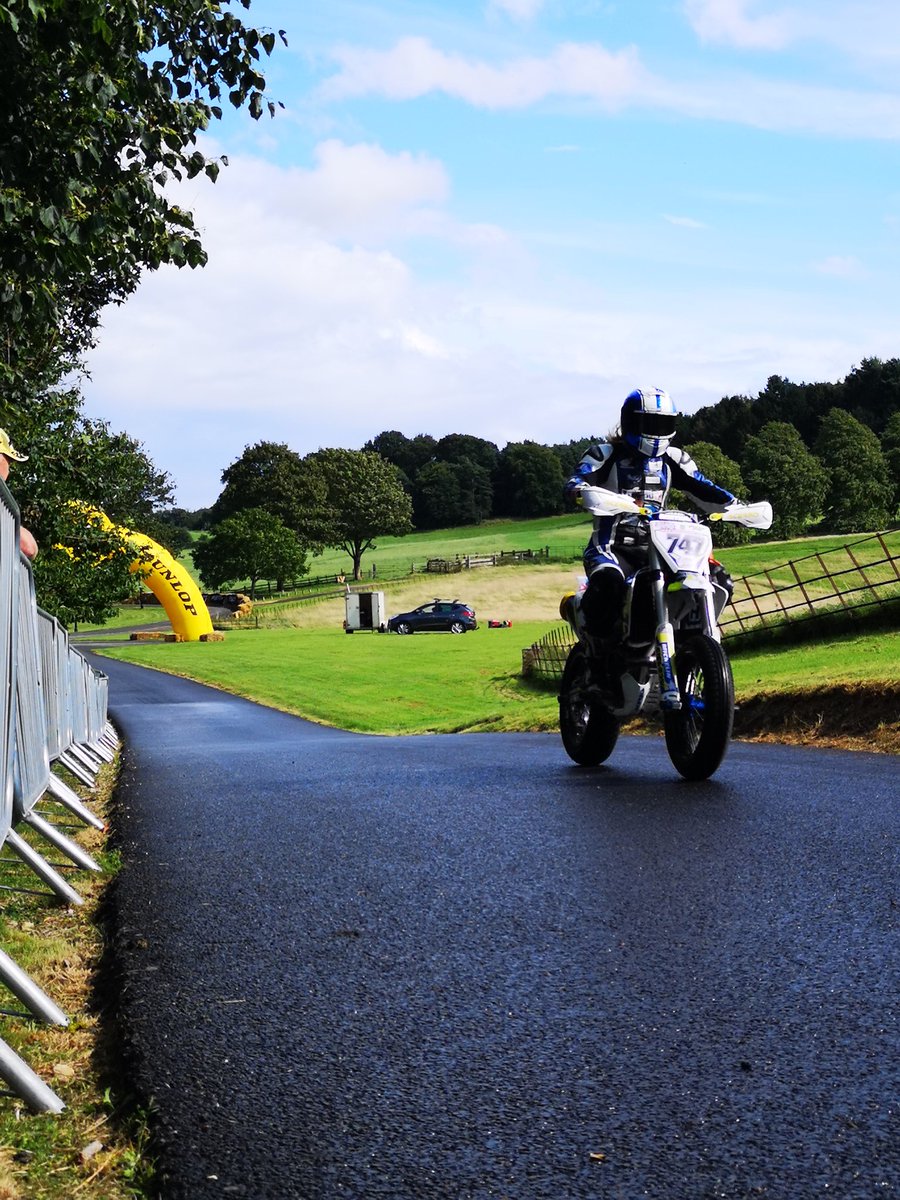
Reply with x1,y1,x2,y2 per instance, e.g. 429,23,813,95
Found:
666,447,736,511
564,442,614,501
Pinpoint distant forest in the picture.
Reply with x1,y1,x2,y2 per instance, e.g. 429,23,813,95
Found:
360,356,900,538
170,356,900,544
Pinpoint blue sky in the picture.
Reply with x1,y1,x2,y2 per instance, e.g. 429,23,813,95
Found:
85,0,900,508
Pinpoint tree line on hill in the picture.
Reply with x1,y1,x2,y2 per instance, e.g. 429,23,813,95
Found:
183,356,900,593
365,357,900,539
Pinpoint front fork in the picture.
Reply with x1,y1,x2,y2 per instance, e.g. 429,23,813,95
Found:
651,571,721,711
650,570,681,711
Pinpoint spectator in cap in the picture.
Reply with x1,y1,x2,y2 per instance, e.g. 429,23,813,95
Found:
0,428,38,559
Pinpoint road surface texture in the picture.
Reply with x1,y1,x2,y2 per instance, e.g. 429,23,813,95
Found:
98,655,898,1200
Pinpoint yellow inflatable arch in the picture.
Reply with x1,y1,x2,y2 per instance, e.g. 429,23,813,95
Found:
89,509,214,641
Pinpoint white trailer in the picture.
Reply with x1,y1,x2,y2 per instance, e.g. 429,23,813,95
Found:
344,591,386,632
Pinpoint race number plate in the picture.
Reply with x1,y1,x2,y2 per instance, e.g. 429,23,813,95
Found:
650,515,713,574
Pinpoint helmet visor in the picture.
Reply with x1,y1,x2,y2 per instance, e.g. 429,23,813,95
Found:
631,411,677,439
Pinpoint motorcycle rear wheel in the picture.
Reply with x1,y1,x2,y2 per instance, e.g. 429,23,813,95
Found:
558,645,620,766
663,634,734,780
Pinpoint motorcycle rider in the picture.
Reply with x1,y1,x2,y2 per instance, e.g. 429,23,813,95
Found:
565,387,737,643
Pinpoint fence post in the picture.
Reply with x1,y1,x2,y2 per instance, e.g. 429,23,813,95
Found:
0,1039,65,1114
844,546,879,605
0,948,68,1026
878,533,900,582
814,553,850,611
787,560,816,616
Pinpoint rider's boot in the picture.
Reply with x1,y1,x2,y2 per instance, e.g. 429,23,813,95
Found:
592,624,626,709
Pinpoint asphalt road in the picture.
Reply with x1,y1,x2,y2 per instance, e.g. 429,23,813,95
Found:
97,655,899,1200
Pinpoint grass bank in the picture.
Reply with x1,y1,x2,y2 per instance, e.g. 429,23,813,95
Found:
0,764,155,1200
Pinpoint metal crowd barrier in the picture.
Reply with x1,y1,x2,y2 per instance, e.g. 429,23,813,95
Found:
0,478,119,1113
36,609,106,826
0,484,17,858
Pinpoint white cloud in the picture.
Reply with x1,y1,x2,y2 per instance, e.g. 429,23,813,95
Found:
321,37,649,110
319,36,900,139
814,255,867,279
807,2,900,66
667,74,900,139
383,323,451,359
683,0,791,50
219,138,449,241
684,1,900,65
487,0,545,20
664,214,708,228
83,144,522,504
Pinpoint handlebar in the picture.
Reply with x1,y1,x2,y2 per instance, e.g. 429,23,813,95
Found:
578,488,773,530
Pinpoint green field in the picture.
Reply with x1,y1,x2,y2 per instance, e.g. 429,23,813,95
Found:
271,516,881,583
102,622,555,733
166,512,879,597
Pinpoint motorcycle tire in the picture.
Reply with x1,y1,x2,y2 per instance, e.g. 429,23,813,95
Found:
663,633,735,781
558,645,620,767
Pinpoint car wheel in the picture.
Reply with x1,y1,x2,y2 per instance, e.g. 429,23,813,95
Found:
396,621,412,635
449,621,466,634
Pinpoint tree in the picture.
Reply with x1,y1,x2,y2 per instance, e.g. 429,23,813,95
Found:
841,358,900,437
193,508,307,598
434,433,499,477
363,431,437,485
158,525,194,556
880,412,900,519
26,512,140,630
741,423,826,539
493,442,564,518
750,375,840,449
413,459,493,529
679,395,755,462
310,449,412,579
1,388,177,624
211,441,332,552
0,0,282,396
814,408,893,533
548,437,601,481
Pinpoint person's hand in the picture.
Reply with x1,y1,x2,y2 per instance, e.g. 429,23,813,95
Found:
20,526,38,559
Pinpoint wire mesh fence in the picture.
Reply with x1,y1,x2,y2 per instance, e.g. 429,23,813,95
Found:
522,623,576,683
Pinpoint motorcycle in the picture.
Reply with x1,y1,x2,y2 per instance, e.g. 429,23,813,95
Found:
558,489,772,780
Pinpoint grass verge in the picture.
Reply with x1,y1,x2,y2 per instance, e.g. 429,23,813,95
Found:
0,762,155,1200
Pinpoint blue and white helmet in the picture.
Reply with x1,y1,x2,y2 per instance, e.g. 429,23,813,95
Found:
621,387,679,457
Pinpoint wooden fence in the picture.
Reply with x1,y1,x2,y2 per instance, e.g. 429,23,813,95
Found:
251,572,346,600
720,529,900,639
243,546,553,600
426,548,549,574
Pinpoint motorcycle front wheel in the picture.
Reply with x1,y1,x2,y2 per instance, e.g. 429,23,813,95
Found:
558,645,620,767
663,634,735,781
